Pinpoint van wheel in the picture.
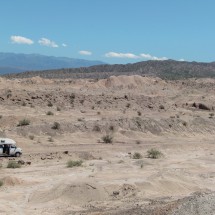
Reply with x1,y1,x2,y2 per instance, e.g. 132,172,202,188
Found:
15,152,21,157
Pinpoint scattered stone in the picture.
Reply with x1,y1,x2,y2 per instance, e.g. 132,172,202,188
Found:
113,191,120,195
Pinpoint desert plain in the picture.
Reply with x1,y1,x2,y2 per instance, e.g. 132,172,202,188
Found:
0,75,215,215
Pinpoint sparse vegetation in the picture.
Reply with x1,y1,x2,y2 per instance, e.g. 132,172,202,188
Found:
147,149,163,159
135,117,142,128
0,180,3,187
7,161,21,168
22,101,26,106
7,92,12,98
133,152,142,159
126,103,131,108
67,160,83,168
29,135,34,140
0,115,2,119
136,140,141,144
137,111,142,116
52,122,60,130
48,137,54,142
109,125,115,131
70,93,75,100
17,118,30,126
47,101,53,107
57,106,61,111
70,93,75,104
159,105,165,109
182,121,187,126
46,111,54,116
80,99,84,105
209,113,214,118
93,125,101,132
118,160,124,164
102,134,113,143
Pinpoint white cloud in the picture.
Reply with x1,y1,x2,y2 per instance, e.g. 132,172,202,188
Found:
179,58,185,61
62,43,67,47
79,50,92,56
105,52,139,59
10,35,34,45
105,52,167,61
140,53,168,61
38,38,58,48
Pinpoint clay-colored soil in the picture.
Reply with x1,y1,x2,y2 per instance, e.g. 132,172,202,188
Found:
0,75,215,215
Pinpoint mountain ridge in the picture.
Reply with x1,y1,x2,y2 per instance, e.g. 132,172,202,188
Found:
3,59,215,80
0,52,105,74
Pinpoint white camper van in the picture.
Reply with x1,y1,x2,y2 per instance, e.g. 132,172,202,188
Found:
0,138,22,157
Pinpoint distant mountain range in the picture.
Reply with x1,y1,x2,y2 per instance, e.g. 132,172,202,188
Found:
0,52,105,74
3,59,215,80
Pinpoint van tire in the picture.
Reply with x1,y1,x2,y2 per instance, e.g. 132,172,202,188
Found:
15,152,21,157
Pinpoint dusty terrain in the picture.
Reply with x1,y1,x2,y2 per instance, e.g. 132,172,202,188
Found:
0,75,215,215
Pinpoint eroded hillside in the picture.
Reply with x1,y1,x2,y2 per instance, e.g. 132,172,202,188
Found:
0,75,214,215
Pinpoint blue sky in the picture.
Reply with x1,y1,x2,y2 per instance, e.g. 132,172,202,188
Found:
1,0,215,64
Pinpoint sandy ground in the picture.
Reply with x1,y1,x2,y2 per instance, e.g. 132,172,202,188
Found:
0,75,215,215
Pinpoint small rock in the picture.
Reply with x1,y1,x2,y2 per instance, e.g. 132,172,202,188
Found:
113,191,120,195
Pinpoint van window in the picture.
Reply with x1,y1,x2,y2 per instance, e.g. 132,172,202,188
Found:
1,140,5,143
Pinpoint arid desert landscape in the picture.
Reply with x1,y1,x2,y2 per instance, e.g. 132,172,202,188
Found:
0,75,215,214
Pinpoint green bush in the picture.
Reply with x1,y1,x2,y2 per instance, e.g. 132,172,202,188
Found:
17,119,30,126
7,161,21,168
147,148,163,159
67,160,83,168
133,152,142,159
102,134,113,143
0,180,3,187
